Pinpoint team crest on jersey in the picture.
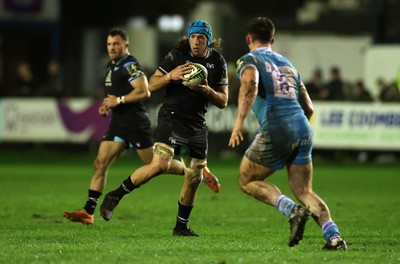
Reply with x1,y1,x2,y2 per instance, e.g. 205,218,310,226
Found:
126,63,144,79
126,64,137,75
105,69,112,86
236,58,245,70
221,69,228,84
169,136,176,144
165,52,174,61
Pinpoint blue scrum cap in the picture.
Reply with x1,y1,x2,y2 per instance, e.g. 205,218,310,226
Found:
187,20,213,46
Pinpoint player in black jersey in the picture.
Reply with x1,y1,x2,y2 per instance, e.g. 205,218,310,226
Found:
100,20,229,236
62,27,221,225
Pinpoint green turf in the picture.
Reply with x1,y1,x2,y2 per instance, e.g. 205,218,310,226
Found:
0,150,399,263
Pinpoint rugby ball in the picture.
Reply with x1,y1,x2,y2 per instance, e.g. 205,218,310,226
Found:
182,63,208,87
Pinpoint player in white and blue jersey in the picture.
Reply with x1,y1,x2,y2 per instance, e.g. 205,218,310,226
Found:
229,17,347,250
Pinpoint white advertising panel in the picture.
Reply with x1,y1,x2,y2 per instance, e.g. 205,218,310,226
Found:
311,102,400,150
0,98,108,142
0,99,399,150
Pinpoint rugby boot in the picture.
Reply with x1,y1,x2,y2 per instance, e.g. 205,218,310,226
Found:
173,227,199,237
62,210,94,225
100,192,121,221
288,205,311,247
323,239,348,251
203,167,221,193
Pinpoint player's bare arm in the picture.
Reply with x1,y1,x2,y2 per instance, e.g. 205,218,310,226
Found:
193,82,228,109
298,83,314,120
103,76,150,108
229,67,259,148
149,63,193,92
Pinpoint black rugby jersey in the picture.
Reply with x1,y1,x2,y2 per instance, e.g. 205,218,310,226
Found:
104,54,151,130
157,48,228,122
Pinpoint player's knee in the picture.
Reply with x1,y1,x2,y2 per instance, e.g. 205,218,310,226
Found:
238,174,248,193
238,181,245,192
93,157,107,174
192,159,207,170
186,159,206,183
153,142,174,162
185,168,203,186
238,169,253,194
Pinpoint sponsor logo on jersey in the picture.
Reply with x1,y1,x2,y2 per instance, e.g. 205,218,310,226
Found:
169,136,176,144
105,69,112,86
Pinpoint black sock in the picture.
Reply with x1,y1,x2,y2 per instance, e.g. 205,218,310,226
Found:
175,201,193,230
83,190,102,215
112,176,140,198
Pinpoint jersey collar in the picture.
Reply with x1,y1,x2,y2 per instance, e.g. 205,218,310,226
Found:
189,49,211,59
115,53,130,66
253,46,272,53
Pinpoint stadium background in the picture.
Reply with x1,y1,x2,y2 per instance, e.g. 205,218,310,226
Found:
0,0,399,162
1,2,400,262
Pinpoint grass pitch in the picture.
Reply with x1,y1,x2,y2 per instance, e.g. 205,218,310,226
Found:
0,149,399,263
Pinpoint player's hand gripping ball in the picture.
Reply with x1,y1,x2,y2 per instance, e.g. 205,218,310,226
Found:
182,63,208,88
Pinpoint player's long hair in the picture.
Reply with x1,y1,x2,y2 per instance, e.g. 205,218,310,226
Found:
176,36,222,52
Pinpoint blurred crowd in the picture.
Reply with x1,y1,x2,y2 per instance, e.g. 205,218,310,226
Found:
6,61,400,104
305,66,400,103
5,61,399,163
10,60,63,98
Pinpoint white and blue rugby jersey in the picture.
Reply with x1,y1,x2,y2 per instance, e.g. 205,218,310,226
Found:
236,47,306,132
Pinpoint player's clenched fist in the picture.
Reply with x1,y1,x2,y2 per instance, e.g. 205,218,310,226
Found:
98,103,109,116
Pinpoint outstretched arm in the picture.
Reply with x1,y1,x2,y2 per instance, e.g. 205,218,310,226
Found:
228,66,259,148
298,82,314,120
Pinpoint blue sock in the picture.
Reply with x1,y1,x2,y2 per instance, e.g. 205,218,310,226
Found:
275,195,296,218
322,220,341,241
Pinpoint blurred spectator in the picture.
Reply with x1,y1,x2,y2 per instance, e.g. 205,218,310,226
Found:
377,78,389,101
378,78,399,102
322,66,345,101
387,81,400,102
38,60,64,98
353,80,373,102
305,68,324,100
15,61,37,96
397,67,400,95
342,82,356,101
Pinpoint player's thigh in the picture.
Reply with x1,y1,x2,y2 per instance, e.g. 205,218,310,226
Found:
96,140,125,165
187,126,208,159
180,155,191,168
245,131,289,170
136,146,154,164
239,155,275,185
